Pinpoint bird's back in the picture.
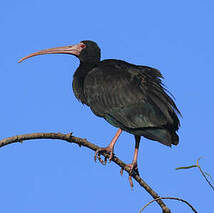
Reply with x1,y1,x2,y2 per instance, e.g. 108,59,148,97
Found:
83,59,181,146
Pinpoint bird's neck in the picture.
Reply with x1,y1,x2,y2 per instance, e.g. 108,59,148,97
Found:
72,62,97,105
74,62,97,78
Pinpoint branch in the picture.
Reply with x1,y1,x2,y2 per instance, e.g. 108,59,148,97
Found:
176,157,214,191
1,132,197,213
139,197,198,213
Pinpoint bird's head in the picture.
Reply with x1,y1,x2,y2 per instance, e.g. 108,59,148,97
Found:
18,40,101,64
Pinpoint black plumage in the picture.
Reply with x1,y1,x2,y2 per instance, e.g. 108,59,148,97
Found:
73,42,180,147
19,40,181,178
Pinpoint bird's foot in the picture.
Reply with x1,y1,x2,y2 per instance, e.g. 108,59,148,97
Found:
120,161,139,189
94,146,114,165
127,162,139,176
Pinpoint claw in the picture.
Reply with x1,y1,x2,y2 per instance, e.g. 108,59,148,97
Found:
128,176,134,189
94,146,114,165
126,162,139,189
127,162,139,176
94,129,122,165
120,168,124,176
94,150,107,165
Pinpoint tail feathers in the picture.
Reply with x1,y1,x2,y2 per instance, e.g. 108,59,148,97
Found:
141,128,179,146
171,131,179,145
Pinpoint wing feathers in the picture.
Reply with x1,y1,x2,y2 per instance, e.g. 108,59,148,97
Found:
84,60,180,133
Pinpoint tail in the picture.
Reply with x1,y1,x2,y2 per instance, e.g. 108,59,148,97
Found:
140,128,179,147
171,131,179,145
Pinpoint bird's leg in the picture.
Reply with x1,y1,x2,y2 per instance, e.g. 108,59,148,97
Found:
127,135,140,175
122,135,140,188
94,128,122,164
120,135,140,188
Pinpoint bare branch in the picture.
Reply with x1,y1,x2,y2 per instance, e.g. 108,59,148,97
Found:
176,157,214,191
0,132,171,213
139,197,198,213
196,158,214,191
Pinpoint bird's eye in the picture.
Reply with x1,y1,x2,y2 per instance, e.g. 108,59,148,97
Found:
80,43,86,48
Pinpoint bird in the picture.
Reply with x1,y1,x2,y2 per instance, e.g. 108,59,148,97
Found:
19,40,181,181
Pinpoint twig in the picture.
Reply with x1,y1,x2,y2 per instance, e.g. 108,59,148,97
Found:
139,197,198,213
0,132,170,213
176,157,214,191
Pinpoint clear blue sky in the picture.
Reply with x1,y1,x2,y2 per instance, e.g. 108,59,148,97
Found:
1,0,213,212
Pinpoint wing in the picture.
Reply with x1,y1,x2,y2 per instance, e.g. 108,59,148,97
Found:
84,60,180,131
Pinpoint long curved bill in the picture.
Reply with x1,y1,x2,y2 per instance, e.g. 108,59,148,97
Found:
18,42,86,63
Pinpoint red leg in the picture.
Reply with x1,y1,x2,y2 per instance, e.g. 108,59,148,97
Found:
125,136,141,188
94,128,122,164
127,135,140,175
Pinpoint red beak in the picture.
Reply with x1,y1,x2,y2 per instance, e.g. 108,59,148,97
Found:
18,42,86,63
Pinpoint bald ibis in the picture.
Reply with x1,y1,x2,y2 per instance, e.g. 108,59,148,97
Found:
19,40,181,179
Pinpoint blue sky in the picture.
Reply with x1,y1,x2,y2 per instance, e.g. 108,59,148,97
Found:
1,0,214,212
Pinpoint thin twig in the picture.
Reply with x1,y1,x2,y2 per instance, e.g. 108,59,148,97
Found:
176,157,214,191
139,197,198,213
0,132,171,213
196,158,214,191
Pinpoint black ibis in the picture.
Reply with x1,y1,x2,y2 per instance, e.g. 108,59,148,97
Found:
19,40,181,181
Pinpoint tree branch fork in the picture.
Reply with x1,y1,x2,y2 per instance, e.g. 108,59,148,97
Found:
0,132,197,213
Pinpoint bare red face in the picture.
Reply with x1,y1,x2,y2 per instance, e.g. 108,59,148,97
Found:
18,42,86,63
